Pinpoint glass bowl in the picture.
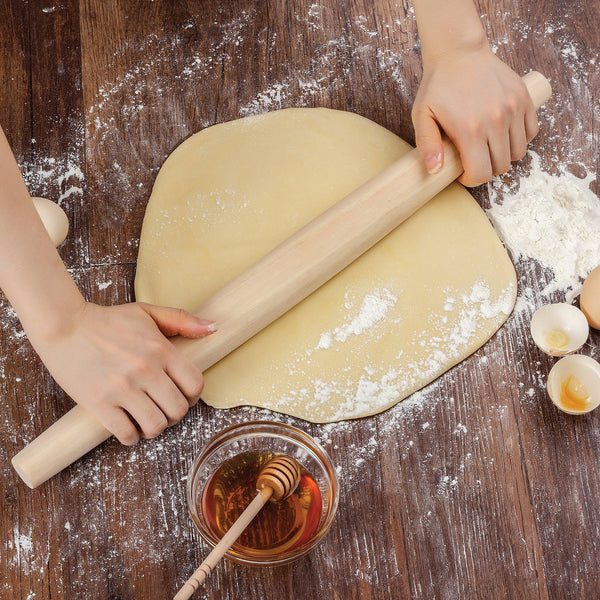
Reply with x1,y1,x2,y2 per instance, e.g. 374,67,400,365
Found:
186,421,339,567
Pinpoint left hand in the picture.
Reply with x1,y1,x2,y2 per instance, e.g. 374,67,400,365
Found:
411,44,539,187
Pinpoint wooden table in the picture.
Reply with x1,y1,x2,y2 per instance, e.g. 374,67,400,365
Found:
1,1,599,598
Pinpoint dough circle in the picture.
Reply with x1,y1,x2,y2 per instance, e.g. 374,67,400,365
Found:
135,108,516,422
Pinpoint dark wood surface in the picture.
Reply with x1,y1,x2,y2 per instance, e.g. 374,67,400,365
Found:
1,1,599,598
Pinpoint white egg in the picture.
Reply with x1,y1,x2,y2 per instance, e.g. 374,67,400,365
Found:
547,354,600,414
530,303,589,356
32,197,69,247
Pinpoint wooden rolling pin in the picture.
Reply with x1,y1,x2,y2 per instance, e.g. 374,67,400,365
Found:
11,71,551,488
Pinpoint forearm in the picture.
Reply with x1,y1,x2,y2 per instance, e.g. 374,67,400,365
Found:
412,0,488,68
0,126,85,344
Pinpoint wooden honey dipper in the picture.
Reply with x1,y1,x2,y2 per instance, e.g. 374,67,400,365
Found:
173,455,302,600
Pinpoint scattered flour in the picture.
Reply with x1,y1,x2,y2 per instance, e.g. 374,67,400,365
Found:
272,281,514,422
21,155,85,207
487,151,600,302
17,533,33,553
316,288,397,350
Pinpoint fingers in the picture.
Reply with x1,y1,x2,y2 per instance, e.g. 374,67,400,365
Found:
146,365,204,426
524,100,540,143
412,107,444,174
508,116,528,163
165,354,205,408
488,129,512,176
122,340,205,435
100,406,141,446
98,339,205,443
457,138,492,187
140,304,218,338
106,362,203,443
414,103,530,187
123,391,169,439
457,107,532,187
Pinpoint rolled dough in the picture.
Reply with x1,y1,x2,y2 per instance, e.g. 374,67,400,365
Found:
135,108,516,422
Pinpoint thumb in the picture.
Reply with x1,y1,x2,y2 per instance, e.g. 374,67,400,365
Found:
413,108,444,174
139,304,218,338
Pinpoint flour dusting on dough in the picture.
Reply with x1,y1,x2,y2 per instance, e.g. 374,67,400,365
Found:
316,288,397,350
265,281,515,422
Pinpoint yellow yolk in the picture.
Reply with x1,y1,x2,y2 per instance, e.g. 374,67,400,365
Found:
559,375,590,412
544,328,569,350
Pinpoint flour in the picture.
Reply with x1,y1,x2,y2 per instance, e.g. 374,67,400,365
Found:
17,533,33,553
316,288,397,349
273,281,514,422
486,151,600,302
58,185,84,203
21,154,84,205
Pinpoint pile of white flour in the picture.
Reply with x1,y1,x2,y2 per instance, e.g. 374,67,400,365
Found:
486,151,600,302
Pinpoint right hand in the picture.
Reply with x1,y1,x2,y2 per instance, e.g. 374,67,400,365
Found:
411,41,539,187
31,301,217,445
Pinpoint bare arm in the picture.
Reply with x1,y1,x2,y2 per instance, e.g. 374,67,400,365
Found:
411,0,539,186
0,127,85,338
0,126,215,444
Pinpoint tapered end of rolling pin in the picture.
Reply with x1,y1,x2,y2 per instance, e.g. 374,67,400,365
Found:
11,405,111,488
523,71,552,108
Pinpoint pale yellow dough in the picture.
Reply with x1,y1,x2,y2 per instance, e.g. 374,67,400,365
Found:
135,108,516,422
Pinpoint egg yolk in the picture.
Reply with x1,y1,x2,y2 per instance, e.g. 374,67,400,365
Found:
559,375,590,412
544,328,569,350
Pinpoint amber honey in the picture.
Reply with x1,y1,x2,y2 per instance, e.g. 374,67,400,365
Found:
201,450,323,558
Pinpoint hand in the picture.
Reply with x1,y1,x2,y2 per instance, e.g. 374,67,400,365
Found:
411,44,539,186
31,302,217,445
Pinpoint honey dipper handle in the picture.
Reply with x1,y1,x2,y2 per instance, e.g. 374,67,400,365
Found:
173,487,273,600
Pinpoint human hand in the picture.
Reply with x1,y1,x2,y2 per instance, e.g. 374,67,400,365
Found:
411,44,539,187
31,302,216,445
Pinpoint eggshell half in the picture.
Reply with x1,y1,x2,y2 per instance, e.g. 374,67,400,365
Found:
547,354,600,414
530,303,589,356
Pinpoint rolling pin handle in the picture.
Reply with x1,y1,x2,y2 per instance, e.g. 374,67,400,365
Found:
522,70,552,109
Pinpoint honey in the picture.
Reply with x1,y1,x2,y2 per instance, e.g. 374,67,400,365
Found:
201,451,323,558
559,374,590,412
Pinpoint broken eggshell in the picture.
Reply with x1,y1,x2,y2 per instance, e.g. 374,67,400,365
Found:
530,303,589,356
547,354,600,415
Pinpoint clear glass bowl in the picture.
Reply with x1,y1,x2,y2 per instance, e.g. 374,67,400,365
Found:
186,421,339,566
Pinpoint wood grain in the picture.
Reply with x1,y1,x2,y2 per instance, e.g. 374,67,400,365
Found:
1,0,599,598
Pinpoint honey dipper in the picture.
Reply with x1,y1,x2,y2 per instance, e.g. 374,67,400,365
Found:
173,455,302,600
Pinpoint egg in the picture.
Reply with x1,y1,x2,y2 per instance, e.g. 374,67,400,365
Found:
32,197,69,247
530,303,589,356
547,354,600,414
581,265,600,329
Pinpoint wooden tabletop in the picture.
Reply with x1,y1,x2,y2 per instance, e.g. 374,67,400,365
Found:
1,1,599,598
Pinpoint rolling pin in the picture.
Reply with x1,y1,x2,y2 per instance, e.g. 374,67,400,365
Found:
12,71,552,488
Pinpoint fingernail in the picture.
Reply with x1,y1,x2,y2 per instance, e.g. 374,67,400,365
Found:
196,318,218,332
425,152,442,174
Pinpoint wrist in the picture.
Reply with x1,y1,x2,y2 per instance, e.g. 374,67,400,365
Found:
11,266,88,348
421,27,490,71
